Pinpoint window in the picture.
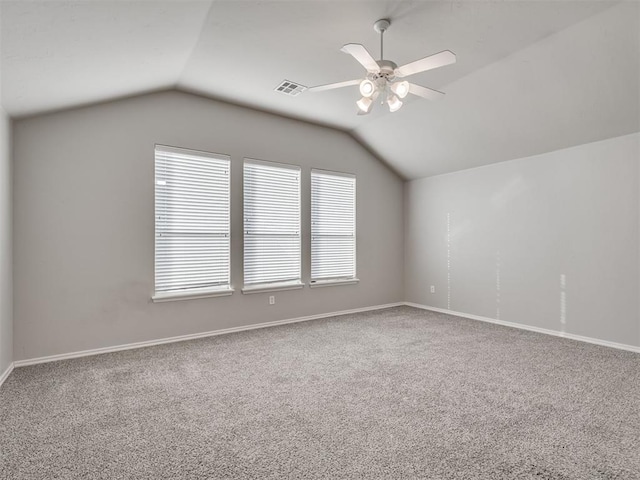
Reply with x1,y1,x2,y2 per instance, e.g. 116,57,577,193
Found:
243,159,302,292
153,145,231,301
310,169,357,286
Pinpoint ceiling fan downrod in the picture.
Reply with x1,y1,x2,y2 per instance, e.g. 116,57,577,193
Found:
369,19,405,111
373,19,390,61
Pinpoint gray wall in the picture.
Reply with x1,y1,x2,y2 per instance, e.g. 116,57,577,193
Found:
0,2,14,375
0,107,12,373
405,133,640,348
13,90,404,361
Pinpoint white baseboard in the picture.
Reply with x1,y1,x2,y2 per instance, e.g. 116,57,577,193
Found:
0,362,14,389
13,301,635,369
13,302,404,367
405,302,640,354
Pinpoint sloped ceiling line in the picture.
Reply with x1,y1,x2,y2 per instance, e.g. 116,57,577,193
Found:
176,0,217,85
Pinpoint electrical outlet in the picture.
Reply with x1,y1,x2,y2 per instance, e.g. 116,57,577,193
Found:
269,295,275,305
430,285,436,294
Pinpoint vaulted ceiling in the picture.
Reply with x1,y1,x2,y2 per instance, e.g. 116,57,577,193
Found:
2,1,638,179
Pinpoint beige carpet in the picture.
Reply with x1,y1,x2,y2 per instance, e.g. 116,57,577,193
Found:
1,306,639,479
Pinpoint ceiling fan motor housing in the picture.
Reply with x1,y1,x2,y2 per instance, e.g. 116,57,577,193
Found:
375,59,397,79
368,60,398,89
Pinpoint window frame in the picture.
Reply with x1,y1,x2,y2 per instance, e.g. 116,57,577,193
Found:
309,168,358,288
242,158,304,294
152,144,233,303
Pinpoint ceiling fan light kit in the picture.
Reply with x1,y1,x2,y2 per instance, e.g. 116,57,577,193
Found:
391,81,410,99
359,79,376,97
387,94,403,113
356,96,374,114
307,18,456,115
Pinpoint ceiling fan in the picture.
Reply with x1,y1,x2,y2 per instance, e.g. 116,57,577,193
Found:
308,19,456,114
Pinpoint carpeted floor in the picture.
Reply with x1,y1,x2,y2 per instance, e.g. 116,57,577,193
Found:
1,306,639,479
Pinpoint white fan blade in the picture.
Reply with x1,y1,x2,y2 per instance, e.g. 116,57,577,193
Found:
395,50,456,78
408,83,445,100
307,79,361,92
340,44,380,73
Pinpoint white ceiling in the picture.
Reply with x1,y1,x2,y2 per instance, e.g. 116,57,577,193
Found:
2,1,638,179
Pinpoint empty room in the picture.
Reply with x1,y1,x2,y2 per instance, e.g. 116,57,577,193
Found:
0,1,639,478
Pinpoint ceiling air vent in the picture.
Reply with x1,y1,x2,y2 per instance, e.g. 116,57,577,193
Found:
275,80,307,97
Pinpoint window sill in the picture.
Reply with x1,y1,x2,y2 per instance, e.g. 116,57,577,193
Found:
152,286,234,303
309,278,360,288
242,281,305,294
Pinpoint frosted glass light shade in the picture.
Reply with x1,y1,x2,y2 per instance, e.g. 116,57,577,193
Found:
359,79,376,98
387,94,403,112
391,81,410,99
356,96,373,113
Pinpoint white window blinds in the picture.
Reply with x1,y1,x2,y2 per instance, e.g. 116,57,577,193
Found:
243,159,301,288
311,170,356,282
154,145,231,296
